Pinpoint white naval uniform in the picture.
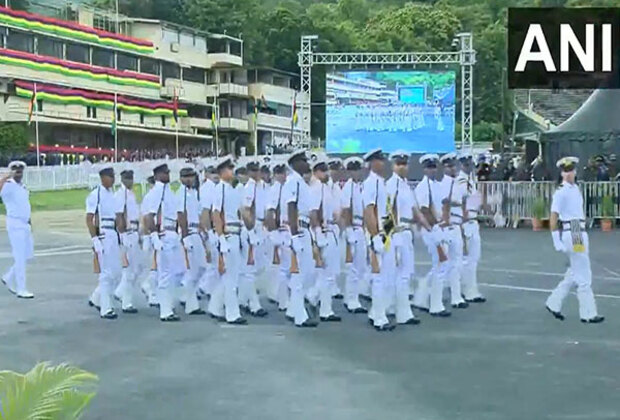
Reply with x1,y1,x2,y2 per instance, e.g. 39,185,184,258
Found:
546,182,599,320
341,178,365,311
140,186,159,305
146,181,185,319
362,170,391,327
457,171,484,300
385,174,416,323
438,175,466,306
307,179,337,318
1,178,34,295
327,178,343,298
208,180,243,322
115,185,141,310
198,178,218,296
267,180,290,311
86,185,122,316
282,170,313,325
239,177,266,313
413,176,448,314
178,185,207,314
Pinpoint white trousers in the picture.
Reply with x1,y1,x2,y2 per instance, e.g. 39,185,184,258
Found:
307,230,337,318
198,237,218,296
270,229,291,311
391,230,415,323
413,232,448,314
208,234,242,322
4,217,34,294
286,229,311,325
182,234,207,314
461,221,483,300
94,230,122,316
546,232,598,320
369,243,395,327
344,227,365,310
444,227,465,305
115,232,140,309
239,229,263,313
156,233,186,318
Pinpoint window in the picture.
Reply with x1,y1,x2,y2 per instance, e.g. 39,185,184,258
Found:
86,106,97,119
162,62,180,81
140,114,144,124
66,42,89,64
247,70,257,83
161,115,166,126
179,32,194,47
140,57,159,75
183,66,205,84
162,28,178,44
195,36,206,51
37,37,63,58
188,105,210,119
92,47,113,68
7,30,34,53
277,104,292,118
117,53,138,72
116,108,122,121
36,99,43,112
86,106,92,118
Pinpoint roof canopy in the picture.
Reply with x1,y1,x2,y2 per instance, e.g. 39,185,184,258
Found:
550,89,620,133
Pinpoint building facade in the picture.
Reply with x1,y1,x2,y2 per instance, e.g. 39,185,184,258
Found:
0,3,308,161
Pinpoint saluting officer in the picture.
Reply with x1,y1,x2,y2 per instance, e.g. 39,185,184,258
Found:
198,162,219,298
282,150,318,328
177,167,207,316
240,159,268,317
386,151,424,325
114,169,140,313
439,152,468,309
208,156,247,325
546,156,604,324
144,163,185,322
0,161,34,299
85,165,123,319
340,157,367,314
457,152,486,303
413,154,451,317
362,148,395,331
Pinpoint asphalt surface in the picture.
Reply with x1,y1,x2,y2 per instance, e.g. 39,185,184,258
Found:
1,210,619,420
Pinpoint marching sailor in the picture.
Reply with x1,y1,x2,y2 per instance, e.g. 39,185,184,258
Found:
265,162,290,312
177,167,207,316
0,161,34,299
545,156,604,323
199,162,219,298
340,157,367,314
114,169,140,313
144,163,185,322
327,157,344,299
307,158,340,322
282,150,318,327
413,154,451,317
439,152,468,309
362,148,395,331
85,165,123,319
385,151,423,325
208,156,247,324
140,175,159,307
259,162,277,302
239,159,268,317
457,152,486,303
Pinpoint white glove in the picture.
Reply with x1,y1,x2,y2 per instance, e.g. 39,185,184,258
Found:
182,236,194,250
269,230,280,245
371,234,385,254
248,229,261,246
314,229,328,248
150,232,164,251
208,230,219,249
551,230,565,253
92,236,103,254
218,235,230,254
142,235,152,252
345,227,357,244
291,234,304,254
431,225,444,246
120,232,133,248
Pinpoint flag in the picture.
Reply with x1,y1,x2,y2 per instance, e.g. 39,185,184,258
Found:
172,87,179,126
253,98,258,123
292,92,298,126
111,93,117,136
211,106,217,130
27,83,37,125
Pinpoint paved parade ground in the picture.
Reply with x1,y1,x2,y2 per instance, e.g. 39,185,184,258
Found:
1,210,619,420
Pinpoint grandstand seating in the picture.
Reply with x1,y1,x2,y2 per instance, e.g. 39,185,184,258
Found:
513,89,593,126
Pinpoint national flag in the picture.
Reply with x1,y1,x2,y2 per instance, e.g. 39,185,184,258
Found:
111,93,117,136
292,92,298,126
211,106,217,130
27,83,37,125
172,87,179,126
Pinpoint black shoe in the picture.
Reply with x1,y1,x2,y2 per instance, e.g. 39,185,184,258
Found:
278,307,287,312
430,310,451,318
360,294,372,302
188,309,207,315
228,317,247,325
297,319,319,328
149,303,160,308
452,302,469,309
374,323,395,332
409,294,414,300
88,300,101,311
267,298,278,305
401,317,421,325
333,294,344,300
320,314,342,322
210,313,226,322
122,307,138,314
239,305,250,314
101,310,118,320
285,315,294,322
353,307,368,314
179,301,186,308
412,305,429,313
160,314,181,322
466,296,487,303
581,316,605,324
250,308,268,318
368,319,375,326
546,306,565,321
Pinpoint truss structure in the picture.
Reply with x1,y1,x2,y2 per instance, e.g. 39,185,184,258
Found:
298,33,476,150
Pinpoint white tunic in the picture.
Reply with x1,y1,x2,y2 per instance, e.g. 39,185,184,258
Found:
212,180,242,224
282,170,311,224
115,185,140,231
551,182,585,221
309,178,329,225
199,178,216,212
386,174,414,225
242,178,267,221
340,179,364,226
86,185,122,229
457,170,481,219
363,170,387,220
327,178,342,222
414,175,444,221
1,179,31,222
144,181,179,231
176,185,201,233
438,175,465,225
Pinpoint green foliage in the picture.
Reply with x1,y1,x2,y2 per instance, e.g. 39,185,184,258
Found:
532,198,547,220
0,123,29,155
601,195,615,218
0,362,98,420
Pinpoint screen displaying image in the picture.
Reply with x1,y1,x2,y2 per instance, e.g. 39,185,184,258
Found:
326,70,456,154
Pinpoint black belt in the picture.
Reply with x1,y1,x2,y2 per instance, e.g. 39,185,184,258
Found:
561,220,586,230
162,226,177,232
300,220,310,229
257,218,265,222
101,217,115,222
399,217,414,224
189,222,200,228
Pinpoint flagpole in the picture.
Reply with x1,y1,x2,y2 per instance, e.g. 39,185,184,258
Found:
34,82,40,167
175,125,179,159
114,92,118,162
174,88,179,159
215,102,219,158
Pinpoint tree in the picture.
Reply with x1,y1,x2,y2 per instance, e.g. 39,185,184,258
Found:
0,124,28,155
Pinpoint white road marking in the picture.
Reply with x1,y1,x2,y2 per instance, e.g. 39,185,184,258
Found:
602,266,620,279
480,282,620,300
478,267,620,282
